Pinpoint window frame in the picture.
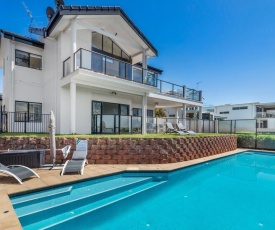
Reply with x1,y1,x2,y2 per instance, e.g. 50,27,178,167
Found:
15,101,42,122
15,49,42,70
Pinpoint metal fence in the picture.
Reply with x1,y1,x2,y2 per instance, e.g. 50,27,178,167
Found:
218,119,275,151
0,111,50,133
146,117,216,134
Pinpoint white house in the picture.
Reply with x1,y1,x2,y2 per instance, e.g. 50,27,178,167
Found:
0,5,203,134
215,102,275,132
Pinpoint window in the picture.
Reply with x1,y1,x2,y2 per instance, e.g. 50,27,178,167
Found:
133,108,142,117
220,111,229,114
15,101,42,122
92,32,130,61
232,106,248,110
147,110,154,117
15,50,42,70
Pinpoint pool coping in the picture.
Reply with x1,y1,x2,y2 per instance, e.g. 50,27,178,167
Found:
1,148,272,229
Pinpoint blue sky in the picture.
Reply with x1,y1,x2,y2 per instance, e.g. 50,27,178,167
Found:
1,0,275,106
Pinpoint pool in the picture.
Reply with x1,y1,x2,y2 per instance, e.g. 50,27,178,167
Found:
10,151,275,229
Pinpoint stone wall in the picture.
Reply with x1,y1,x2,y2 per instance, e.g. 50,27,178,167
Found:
0,135,237,164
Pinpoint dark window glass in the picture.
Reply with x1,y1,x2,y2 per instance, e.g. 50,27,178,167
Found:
15,50,42,70
113,43,121,57
120,105,129,116
15,101,42,122
103,36,112,53
92,32,102,50
122,51,129,60
133,108,142,117
232,106,248,110
92,101,102,115
147,110,154,117
220,111,229,114
30,54,42,70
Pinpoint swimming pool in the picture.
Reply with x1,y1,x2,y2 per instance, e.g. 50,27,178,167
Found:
10,151,275,229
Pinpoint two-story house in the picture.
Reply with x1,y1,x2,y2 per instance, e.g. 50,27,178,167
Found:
0,5,203,134
215,102,275,132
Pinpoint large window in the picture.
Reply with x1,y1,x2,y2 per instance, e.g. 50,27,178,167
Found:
15,50,42,70
132,108,154,117
15,101,42,122
92,32,130,61
232,106,248,110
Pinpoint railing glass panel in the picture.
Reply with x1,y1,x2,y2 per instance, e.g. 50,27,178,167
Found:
133,67,143,83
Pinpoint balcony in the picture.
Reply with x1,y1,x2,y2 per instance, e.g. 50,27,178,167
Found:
256,112,275,118
63,48,202,102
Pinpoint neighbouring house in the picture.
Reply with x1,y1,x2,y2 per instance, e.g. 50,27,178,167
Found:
215,102,275,132
0,5,203,134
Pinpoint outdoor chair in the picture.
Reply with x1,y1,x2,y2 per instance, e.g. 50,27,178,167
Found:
61,151,88,176
176,123,187,132
0,163,40,184
166,122,187,135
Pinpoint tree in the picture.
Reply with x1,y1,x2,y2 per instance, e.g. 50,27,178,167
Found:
155,108,167,117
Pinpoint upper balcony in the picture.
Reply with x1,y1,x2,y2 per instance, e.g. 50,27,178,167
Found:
256,111,275,118
63,48,202,102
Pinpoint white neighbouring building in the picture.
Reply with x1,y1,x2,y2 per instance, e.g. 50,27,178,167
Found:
0,5,203,134
215,102,275,132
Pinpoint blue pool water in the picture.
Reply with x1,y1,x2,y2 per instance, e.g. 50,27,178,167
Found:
10,151,275,229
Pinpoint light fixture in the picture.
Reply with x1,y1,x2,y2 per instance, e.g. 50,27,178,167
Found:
155,102,159,105
115,33,118,36
111,92,117,95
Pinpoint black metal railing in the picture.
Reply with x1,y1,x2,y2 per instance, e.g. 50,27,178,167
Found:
64,48,158,87
158,80,202,101
0,111,50,133
63,48,202,102
92,114,142,134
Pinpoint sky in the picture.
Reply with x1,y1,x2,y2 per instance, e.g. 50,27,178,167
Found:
1,0,275,106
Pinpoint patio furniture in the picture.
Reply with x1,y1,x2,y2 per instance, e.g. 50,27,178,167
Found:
0,163,40,184
166,122,187,135
61,151,88,176
176,123,187,132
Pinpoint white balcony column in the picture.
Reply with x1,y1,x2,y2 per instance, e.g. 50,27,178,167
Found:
10,41,15,112
142,49,147,83
182,103,187,128
175,107,179,124
70,18,77,72
142,93,148,134
199,106,203,119
70,82,76,134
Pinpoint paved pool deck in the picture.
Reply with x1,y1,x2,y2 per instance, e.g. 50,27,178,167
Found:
0,149,252,230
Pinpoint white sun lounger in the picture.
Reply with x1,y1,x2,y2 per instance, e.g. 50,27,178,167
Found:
61,151,88,176
0,163,39,184
166,122,188,135
176,123,197,134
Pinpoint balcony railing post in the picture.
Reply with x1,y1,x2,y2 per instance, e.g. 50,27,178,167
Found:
80,49,82,68
24,112,27,133
172,84,174,95
160,80,162,93
183,85,186,98
199,90,202,101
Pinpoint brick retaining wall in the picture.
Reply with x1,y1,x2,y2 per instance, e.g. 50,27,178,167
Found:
0,135,237,164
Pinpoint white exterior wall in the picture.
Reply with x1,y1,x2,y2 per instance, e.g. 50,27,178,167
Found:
215,103,255,120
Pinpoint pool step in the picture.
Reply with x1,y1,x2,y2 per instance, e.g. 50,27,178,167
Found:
23,180,166,230
12,186,73,208
13,176,151,217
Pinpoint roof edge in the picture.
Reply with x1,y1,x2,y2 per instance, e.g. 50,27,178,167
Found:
45,5,158,56
0,30,44,49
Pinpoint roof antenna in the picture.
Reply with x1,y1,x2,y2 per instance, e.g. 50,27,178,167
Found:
22,2,38,37
55,0,65,9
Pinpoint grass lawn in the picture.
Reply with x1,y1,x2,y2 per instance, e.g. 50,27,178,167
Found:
0,133,228,138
